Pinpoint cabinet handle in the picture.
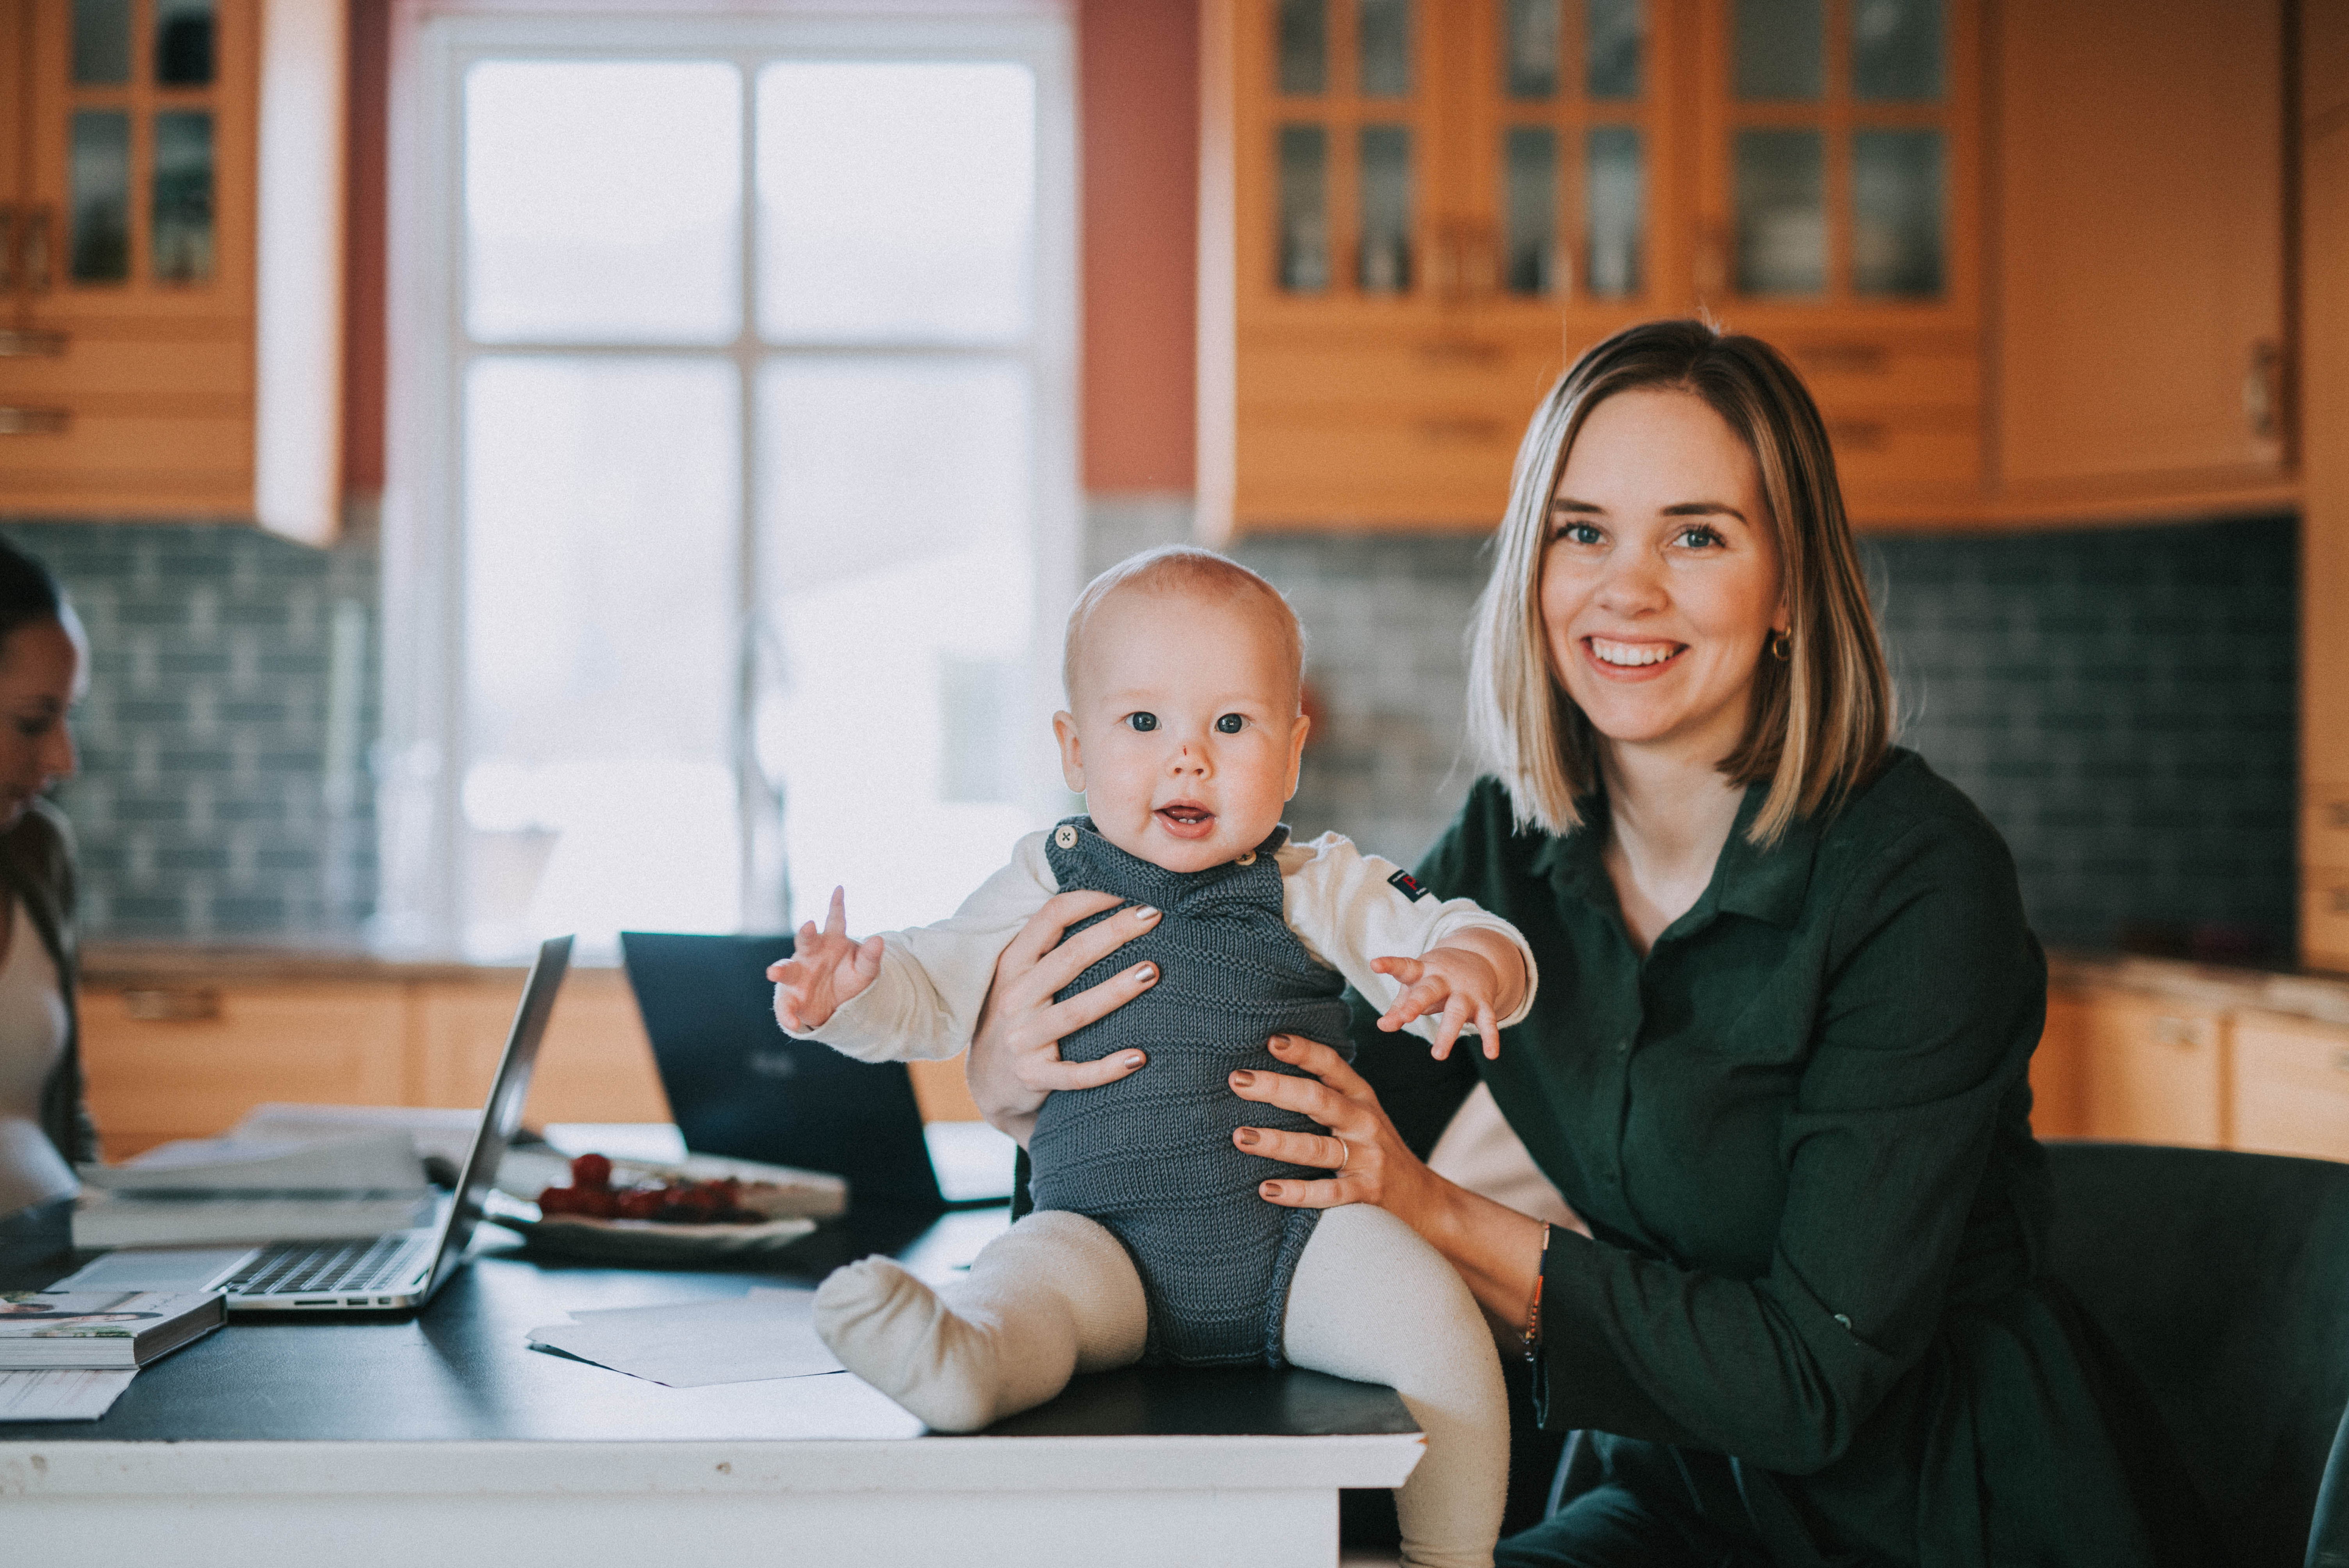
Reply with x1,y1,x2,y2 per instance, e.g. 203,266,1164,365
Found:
2327,800,2349,830
2151,1016,2203,1048
2244,340,2283,440
0,329,68,357
121,987,222,1022
2330,885,2349,915
1417,339,1504,366
1827,419,1889,451
1795,343,1890,375
0,407,70,435
21,208,51,295
1417,416,1504,443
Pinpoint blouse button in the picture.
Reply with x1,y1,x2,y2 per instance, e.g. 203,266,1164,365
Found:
1053,825,1078,849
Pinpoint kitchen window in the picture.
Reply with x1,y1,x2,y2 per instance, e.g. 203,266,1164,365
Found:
382,10,1080,960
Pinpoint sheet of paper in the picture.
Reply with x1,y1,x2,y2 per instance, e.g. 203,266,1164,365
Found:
0,1368,137,1421
526,1288,843,1388
89,1130,426,1191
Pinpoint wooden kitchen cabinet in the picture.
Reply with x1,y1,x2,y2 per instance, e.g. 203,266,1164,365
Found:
0,0,342,540
2228,1009,2349,1163
1990,0,2292,521
2303,0,2349,973
78,979,406,1158
409,968,668,1128
2027,988,2087,1139
2076,989,2227,1149
1203,0,2294,536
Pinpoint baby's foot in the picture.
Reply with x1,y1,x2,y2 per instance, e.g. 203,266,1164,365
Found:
813,1257,1005,1433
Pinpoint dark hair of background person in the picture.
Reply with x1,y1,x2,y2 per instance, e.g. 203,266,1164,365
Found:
0,538,66,649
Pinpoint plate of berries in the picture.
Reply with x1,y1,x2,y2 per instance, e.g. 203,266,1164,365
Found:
491,1151,845,1264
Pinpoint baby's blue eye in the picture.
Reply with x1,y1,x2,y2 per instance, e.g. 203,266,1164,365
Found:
1126,712,1157,732
1215,714,1245,733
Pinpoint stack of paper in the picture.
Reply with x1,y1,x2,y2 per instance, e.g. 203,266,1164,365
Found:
73,1129,433,1248
0,1369,137,1422
526,1288,843,1388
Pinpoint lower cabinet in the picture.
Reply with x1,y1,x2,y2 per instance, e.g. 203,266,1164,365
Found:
78,967,985,1162
2034,984,2349,1162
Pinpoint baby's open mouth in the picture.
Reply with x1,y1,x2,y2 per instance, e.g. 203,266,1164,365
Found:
1588,636,1685,669
1156,803,1214,836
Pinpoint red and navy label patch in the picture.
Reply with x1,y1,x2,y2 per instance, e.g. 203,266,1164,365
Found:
1388,869,1431,902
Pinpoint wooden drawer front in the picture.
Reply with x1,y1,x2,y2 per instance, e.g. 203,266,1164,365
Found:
1782,338,1980,414
2029,991,2091,1139
2080,993,2227,1147
0,409,253,506
412,969,667,1126
1237,410,1518,527
80,983,407,1159
1826,410,1982,494
2230,1010,2349,1162
2304,866,2349,972
0,330,251,400
2306,786,2349,865
1240,331,1564,415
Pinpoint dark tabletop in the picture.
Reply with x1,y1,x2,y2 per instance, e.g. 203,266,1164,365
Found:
0,1207,1416,1444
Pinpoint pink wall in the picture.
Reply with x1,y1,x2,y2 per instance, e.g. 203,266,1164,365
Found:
338,0,1201,501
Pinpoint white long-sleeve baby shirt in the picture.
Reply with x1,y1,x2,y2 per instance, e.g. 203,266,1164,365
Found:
793,829,1538,1063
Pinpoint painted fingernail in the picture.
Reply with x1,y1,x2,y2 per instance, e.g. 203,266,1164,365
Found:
1132,964,1155,982
1133,905,1160,923
1230,1069,1256,1087
1235,1128,1259,1147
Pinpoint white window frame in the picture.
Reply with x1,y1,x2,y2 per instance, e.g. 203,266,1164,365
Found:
379,3,1082,956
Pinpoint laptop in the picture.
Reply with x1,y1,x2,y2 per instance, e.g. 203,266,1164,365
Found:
57,936,572,1314
618,930,1014,1211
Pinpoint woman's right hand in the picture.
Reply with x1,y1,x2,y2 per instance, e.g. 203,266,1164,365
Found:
966,890,1163,1145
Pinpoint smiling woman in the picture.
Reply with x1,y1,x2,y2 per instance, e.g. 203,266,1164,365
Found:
0,538,93,1248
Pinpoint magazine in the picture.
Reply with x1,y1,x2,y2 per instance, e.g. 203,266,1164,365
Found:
0,1290,226,1369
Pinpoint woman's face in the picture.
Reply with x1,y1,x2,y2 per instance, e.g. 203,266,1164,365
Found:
1538,388,1786,767
0,617,81,829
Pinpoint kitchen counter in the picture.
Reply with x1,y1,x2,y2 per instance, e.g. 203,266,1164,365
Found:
2048,950,2349,1028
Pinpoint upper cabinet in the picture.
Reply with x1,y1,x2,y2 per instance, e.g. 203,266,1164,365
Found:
0,0,343,542
1992,0,2290,520
1199,0,2293,537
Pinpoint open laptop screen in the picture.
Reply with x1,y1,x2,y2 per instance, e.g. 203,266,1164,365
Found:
618,932,944,1213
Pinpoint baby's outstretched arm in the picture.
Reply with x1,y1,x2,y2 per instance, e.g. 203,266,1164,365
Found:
768,886,884,1033
1371,926,1527,1061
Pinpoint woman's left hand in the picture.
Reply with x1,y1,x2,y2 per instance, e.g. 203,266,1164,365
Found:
1226,1034,1440,1224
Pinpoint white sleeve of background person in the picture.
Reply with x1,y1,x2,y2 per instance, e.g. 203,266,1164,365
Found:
1276,832,1539,1041
783,833,1062,1063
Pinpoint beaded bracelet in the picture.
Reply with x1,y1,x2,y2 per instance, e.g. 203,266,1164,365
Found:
1522,1222,1552,1361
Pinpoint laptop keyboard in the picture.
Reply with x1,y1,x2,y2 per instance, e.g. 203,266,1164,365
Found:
225,1234,435,1298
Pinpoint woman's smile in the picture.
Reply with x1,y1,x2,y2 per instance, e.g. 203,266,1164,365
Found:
1584,636,1687,675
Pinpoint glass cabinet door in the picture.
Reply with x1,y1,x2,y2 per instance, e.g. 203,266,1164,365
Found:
1266,0,1431,299
1489,0,1661,307
33,0,226,301
1718,0,1953,305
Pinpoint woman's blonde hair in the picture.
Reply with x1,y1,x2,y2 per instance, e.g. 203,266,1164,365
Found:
1466,318,1892,846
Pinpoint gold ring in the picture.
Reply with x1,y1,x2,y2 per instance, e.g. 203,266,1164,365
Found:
1333,1138,1350,1175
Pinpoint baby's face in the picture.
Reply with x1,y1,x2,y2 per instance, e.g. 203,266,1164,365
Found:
1054,588,1309,875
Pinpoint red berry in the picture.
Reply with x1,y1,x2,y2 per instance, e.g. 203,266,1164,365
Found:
570,1153,613,1191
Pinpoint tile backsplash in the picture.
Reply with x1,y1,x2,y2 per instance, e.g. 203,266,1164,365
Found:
1,522,379,942
0,506,2297,958
1095,501,2299,958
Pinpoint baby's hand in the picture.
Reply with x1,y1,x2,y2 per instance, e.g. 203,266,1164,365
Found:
1371,945,1506,1062
768,886,884,1033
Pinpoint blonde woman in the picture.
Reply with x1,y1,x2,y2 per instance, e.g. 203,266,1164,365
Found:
969,321,2203,1566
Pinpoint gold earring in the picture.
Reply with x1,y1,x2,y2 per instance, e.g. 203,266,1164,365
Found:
1769,630,1791,661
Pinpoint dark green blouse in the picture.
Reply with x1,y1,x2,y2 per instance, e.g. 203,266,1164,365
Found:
1360,751,2187,1567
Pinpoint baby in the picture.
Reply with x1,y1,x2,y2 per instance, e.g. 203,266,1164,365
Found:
772,547,1530,1568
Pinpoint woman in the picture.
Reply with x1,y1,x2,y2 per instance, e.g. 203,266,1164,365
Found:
0,538,89,1249
968,321,2202,1565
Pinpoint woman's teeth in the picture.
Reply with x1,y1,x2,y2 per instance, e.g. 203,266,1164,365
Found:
1590,638,1681,668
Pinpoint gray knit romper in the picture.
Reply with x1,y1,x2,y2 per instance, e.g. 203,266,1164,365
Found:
1031,816,1353,1368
